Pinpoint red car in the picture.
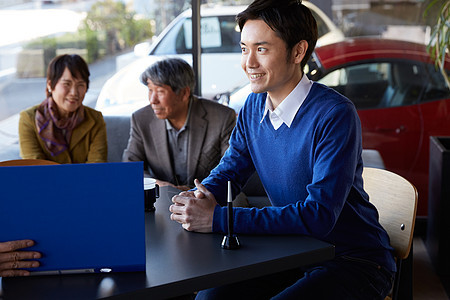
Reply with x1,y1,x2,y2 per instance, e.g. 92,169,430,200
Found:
224,38,450,216
309,38,450,216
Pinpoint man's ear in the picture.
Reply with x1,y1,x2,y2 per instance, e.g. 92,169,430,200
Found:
180,87,191,102
293,40,308,64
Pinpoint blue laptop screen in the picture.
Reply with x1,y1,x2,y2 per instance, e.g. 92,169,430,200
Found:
0,162,145,274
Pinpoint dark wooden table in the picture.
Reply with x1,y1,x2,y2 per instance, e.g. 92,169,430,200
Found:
1,186,334,299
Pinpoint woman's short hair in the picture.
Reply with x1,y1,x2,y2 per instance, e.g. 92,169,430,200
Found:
140,58,195,95
46,54,90,97
236,0,318,70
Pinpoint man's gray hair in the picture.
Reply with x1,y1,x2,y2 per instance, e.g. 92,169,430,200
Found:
140,58,196,95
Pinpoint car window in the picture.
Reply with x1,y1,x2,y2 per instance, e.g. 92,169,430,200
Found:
311,10,329,38
154,15,240,55
421,64,450,103
384,62,426,107
153,17,185,54
317,61,444,110
318,62,390,109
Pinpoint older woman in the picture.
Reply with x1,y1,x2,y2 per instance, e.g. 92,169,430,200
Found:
19,54,107,163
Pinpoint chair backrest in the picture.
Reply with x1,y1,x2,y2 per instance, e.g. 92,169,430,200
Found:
103,115,131,162
362,167,418,260
0,159,59,166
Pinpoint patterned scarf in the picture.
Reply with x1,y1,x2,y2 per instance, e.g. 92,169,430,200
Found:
35,97,85,156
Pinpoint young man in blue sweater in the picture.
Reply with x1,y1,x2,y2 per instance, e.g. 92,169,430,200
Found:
170,0,396,298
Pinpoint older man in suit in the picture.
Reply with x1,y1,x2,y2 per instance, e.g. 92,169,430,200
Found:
123,58,236,191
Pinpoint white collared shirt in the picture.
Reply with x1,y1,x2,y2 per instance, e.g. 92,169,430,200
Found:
260,74,313,130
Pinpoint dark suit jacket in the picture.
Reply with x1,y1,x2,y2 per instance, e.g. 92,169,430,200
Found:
122,97,236,187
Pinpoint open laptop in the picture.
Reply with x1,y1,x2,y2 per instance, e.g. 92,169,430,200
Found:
0,162,146,275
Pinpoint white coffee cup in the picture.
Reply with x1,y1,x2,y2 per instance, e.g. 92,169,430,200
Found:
144,178,159,211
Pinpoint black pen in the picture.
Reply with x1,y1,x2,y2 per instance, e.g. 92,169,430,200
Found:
227,181,233,236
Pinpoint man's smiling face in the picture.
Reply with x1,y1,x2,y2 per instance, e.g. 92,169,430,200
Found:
240,19,302,102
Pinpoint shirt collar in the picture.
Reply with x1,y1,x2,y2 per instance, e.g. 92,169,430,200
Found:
260,74,313,129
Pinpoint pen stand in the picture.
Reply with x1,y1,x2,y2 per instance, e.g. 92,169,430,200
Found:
221,181,241,250
221,234,241,250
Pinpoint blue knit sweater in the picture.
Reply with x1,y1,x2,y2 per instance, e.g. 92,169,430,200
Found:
203,82,396,272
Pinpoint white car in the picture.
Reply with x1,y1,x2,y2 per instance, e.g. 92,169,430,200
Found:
96,2,344,116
